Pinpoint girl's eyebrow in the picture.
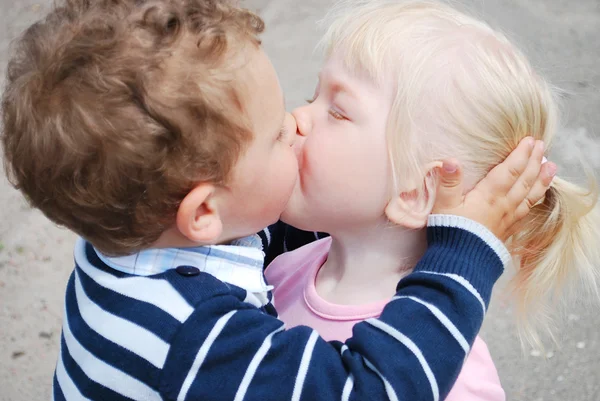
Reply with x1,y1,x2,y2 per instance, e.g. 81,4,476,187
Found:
331,82,357,100
318,73,358,100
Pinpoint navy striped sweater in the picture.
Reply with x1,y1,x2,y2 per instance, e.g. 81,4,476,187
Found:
53,215,509,401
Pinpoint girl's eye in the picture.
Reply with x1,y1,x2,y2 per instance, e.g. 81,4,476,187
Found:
305,95,346,121
329,109,346,121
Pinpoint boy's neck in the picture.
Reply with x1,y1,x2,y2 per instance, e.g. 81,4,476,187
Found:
316,221,427,305
152,227,247,249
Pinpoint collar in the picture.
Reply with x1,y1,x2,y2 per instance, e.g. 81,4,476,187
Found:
95,234,272,294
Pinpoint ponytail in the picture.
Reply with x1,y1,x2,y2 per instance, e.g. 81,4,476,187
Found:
509,174,600,347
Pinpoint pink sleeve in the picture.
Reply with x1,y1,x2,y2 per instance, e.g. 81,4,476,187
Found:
445,336,506,401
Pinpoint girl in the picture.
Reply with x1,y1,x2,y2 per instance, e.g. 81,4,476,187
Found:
266,1,600,400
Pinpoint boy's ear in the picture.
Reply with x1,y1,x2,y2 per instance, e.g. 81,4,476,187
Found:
176,183,223,244
384,162,441,229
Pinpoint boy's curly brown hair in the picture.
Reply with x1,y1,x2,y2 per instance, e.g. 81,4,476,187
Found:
2,0,264,256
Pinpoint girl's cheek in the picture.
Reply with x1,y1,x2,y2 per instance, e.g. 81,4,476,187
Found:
300,141,326,184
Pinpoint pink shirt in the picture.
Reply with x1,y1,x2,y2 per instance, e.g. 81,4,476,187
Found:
266,237,505,401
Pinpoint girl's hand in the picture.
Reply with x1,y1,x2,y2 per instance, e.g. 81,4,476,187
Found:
433,137,557,241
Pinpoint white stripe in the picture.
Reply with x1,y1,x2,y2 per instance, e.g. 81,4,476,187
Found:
234,326,285,401
341,374,354,401
363,358,399,401
262,228,271,246
291,330,319,401
393,295,470,354
55,345,91,401
75,238,194,322
177,311,236,401
62,304,162,401
243,291,268,308
367,318,439,401
73,271,170,368
419,271,486,315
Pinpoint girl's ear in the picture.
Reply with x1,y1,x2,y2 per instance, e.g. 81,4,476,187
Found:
384,162,441,229
176,183,223,244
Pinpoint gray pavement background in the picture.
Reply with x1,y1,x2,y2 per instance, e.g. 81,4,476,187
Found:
0,0,599,400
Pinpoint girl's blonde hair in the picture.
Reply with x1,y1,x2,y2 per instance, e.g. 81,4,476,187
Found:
320,0,600,346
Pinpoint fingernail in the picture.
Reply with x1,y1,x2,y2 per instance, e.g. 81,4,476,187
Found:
443,161,457,173
527,137,535,148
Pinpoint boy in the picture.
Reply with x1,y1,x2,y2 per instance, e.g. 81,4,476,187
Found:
1,0,553,400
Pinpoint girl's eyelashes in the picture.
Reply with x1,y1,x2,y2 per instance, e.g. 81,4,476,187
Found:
306,97,348,121
329,109,346,121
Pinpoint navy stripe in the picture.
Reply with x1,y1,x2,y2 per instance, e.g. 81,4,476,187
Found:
248,326,315,400
60,335,132,401
349,321,432,398
375,301,464,398
295,340,347,401
76,264,180,343
162,300,271,400
228,285,247,301
398,273,483,343
338,347,386,401
64,276,162,389
263,302,278,318
160,269,232,306
53,372,66,401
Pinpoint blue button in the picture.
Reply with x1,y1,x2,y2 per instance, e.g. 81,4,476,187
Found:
176,265,200,277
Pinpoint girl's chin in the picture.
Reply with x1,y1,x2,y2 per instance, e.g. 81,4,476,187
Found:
280,208,316,232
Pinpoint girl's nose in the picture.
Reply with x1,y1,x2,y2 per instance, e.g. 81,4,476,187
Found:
292,106,311,137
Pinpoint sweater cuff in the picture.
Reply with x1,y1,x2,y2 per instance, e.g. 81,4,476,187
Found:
412,215,510,307
428,215,512,266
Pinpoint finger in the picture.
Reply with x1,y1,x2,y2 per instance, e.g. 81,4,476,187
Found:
432,159,464,212
477,136,535,196
506,140,545,207
513,161,557,221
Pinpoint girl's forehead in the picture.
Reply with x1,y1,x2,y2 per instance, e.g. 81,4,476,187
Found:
321,53,382,88
321,53,395,107
326,46,396,88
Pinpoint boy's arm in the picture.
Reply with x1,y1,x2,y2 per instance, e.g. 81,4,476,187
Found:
162,222,503,401
161,138,555,401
